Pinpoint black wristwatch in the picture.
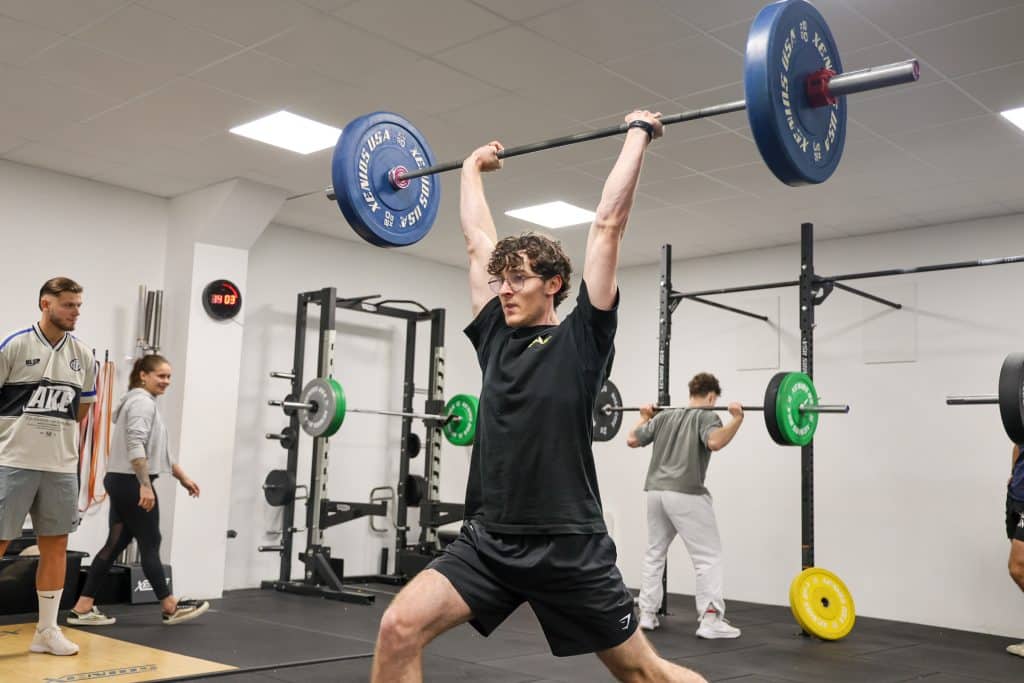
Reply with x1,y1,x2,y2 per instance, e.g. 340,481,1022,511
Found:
627,119,655,141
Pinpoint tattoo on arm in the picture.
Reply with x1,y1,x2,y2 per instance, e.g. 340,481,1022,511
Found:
131,457,152,488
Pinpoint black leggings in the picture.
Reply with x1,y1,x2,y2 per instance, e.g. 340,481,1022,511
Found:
80,473,170,601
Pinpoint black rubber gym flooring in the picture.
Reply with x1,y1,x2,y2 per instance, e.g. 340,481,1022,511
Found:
2,585,1021,681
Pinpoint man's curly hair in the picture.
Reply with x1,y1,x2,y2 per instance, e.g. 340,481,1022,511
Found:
487,232,572,308
688,372,721,398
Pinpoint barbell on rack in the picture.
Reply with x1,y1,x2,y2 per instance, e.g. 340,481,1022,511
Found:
319,0,920,247
593,372,849,446
268,377,478,446
945,352,1024,443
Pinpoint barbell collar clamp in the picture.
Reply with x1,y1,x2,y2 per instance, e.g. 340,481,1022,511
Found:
945,395,999,405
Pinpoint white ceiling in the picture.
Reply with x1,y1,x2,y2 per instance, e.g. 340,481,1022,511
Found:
2,0,1024,268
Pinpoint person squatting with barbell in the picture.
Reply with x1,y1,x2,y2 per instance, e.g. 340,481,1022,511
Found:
625,373,745,640
369,111,708,683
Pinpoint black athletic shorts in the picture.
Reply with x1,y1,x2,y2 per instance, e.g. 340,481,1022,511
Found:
428,520,637,657
1006,493,1024,542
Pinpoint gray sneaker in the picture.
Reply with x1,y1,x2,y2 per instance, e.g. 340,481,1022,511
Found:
162,598,209,625
67,606,116,626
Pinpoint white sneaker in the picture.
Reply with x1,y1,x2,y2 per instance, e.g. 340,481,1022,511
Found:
67,606,116,626
1007,641,1024,657
639,612,660,631
162,598,210,625
696,611,741,639
30,626,80,655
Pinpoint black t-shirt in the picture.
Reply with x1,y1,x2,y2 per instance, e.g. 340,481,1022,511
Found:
463,281,618,534
1011,444,1024,502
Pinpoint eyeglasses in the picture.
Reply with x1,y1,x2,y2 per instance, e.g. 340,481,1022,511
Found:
487,274,544,294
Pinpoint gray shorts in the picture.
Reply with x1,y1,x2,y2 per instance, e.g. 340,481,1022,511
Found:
0,466,79,540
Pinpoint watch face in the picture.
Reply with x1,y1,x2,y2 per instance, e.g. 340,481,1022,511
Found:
202,279,242,320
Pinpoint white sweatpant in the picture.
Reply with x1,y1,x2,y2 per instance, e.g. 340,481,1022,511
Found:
638,489,725,620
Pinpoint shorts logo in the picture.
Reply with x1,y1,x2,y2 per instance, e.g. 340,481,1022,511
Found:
1018,514,1023,529
619,613,631,631
70,358,82,372
25,358,40,367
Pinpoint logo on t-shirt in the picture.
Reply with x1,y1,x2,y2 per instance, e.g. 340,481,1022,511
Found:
25,358,39,366
528,335,551,350
24,385,76,415
69,358,82,372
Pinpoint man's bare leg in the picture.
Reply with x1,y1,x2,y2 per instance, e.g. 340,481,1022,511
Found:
372,569,474,683
597,628,707,683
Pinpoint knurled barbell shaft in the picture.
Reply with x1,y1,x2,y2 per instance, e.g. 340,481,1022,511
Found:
321,59,918,200
269,398,460,423
346,407,461,423
945,395,999,405
605,404,850,414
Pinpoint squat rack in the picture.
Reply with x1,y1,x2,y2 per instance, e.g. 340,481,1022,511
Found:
659,222,1024,613
261,287,463,604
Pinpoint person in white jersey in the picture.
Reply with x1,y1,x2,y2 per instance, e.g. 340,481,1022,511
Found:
0,277,96,656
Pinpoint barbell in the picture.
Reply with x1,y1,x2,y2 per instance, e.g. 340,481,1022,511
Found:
322,0,920,247
593,372,849,446
268,377,478,446
945,352,1024,443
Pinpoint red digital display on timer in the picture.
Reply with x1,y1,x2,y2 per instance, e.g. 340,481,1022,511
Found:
202,279,242,320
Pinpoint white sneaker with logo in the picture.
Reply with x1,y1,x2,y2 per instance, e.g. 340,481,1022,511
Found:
1007,641,1024,657
639,612,660,631
696,610,741,639
30,626,80,655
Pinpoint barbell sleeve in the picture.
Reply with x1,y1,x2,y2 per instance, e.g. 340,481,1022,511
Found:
945,395,999,405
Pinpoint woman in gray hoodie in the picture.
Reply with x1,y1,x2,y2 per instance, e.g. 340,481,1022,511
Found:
67,354,209,626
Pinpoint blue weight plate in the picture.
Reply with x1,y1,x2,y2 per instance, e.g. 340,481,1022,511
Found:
745,0,846,186
331,111,441,247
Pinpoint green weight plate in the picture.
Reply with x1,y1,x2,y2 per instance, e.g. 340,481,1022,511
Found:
443,394,478,446
297,377,346,438
768,371,819,446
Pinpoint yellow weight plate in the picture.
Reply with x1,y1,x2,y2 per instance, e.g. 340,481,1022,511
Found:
789,567,856,640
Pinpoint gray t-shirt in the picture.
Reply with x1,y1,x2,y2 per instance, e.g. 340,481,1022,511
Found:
633,408,722,495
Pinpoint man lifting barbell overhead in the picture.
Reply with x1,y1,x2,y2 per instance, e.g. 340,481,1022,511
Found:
370,110,706,683
626,373,744,639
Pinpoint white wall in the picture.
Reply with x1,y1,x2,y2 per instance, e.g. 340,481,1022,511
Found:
0,160,168,555
225,224,481,589
602,215,1024,638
